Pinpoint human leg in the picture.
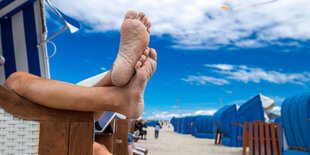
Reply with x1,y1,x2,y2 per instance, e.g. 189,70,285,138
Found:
4,48,157,119
93,142,112,155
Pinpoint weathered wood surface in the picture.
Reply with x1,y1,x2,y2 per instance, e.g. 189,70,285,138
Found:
114,118,129,155
69,122,94,155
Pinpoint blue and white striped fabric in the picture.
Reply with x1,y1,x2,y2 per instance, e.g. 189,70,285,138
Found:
0,0,50,84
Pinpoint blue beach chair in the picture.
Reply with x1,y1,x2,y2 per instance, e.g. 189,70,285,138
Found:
177,117,184,133
213,104,242,147
281,93,310,155
170,117,178,132
194,115,216,139
182,116,195,134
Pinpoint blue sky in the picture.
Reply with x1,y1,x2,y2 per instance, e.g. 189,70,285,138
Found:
46,0,310,120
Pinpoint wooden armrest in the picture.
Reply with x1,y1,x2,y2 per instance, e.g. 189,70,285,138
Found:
0,85,94,155
0,85,93,121
237,136,243,140
289,146,309,152
231,122,243,128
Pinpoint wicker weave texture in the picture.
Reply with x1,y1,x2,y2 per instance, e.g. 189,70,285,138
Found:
0,108,39,155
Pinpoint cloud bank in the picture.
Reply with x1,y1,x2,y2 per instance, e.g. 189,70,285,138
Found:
51,0,310,49
144,110,216,120
182,64,310,85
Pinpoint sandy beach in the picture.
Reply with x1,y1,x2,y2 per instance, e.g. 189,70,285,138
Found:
135,124,243,155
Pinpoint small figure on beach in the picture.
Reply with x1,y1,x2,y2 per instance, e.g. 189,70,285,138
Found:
155,122,161,139
4,10,156,155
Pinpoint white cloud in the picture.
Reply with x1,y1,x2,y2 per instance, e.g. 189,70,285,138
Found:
270,96,285,103
194,110,217,115
226,90,233,94
205,64,234,70
145,110,217,120
181,75,230,85
100,67,107,71
51,0,310,49
205,64,310,85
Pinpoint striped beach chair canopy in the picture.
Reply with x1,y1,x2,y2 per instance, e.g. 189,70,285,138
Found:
0,0,51,84
0,0,80,84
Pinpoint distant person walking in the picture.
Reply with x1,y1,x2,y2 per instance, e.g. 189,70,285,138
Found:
155,122,161,139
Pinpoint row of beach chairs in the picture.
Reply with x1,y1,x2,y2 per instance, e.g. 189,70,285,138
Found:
171,93,310,155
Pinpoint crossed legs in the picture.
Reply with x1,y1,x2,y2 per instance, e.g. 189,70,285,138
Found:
4,10,156,155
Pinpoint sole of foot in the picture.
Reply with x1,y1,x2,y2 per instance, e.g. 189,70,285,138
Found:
119,48,157,119
111,10,151,87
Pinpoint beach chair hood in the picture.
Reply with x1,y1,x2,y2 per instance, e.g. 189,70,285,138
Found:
213,104,240,137
238,94,266,123
281,93,310,151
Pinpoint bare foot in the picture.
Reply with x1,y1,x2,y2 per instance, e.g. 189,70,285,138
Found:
118,48,157,119
111,10,151,86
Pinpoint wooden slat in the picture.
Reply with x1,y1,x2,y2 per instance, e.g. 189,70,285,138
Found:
275,123,281,155
242,123,247,155
215,128,219,144
68,122,94,155
114,118,129,155
0,85,93,121
254,123,259,155
219,132,222,144
270,123,278,155
265,123,271,155
259,122,265,155
39,121,69,155
249,123,253,155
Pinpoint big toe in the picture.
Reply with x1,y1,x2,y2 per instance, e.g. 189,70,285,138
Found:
124,10,138,20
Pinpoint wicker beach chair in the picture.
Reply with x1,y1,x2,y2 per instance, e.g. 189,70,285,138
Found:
0,0,93,154
281,93,310,155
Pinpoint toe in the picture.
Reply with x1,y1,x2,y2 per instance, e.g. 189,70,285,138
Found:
143,48,150,57
146,21,151,28
135,61,143,70
139,55,147,64
141,16,148,25
147,28,151,34
149,48,157,61
137,12,145,21
124,10,138,20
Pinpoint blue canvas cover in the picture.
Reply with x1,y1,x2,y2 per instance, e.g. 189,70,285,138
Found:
281,93,310,153
170,117,177,132
213,104,243,147
194,115,216,139
238,94,265,123
177,117,184,133
182,116,195,134
213,104,239,137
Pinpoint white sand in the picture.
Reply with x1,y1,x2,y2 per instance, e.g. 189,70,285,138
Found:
135,125,243,155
